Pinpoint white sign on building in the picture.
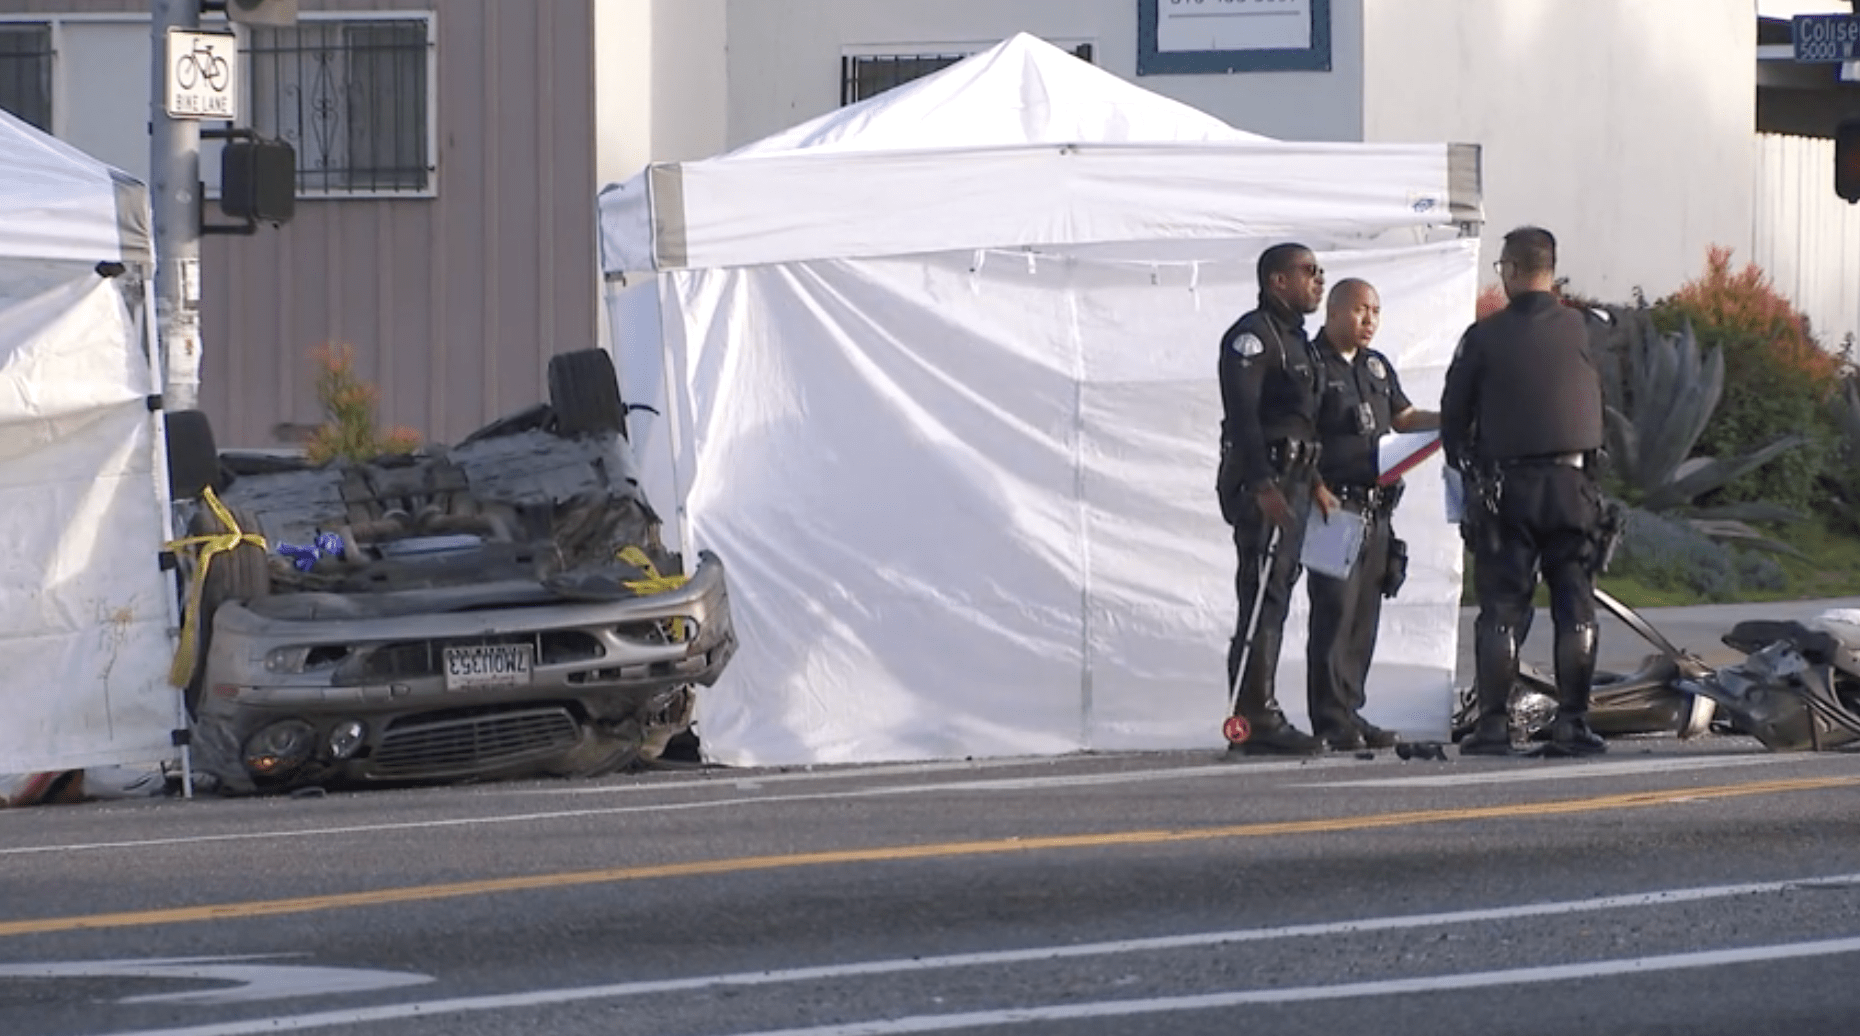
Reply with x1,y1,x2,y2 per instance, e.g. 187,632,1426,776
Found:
1157,0,1313,53
164,29,238,120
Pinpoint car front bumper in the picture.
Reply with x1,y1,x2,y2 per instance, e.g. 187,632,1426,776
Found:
190,551,736,792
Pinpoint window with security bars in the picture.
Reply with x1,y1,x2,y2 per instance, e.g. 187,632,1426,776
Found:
0,24,53,132
841,42,1094,106
247,18,431,194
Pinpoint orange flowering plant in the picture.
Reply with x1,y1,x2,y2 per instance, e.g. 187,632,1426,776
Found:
304,343,423,465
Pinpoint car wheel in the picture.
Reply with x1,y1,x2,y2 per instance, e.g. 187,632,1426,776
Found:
165,410,220,501
547,350,626,438
183,503,272,716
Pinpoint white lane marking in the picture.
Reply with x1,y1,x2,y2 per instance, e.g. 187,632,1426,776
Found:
72,872,1860,1036
1300,753,1820,789
0,955,430,1006
502,755,1145,795
713,936,1860,1036
0,758,1345,858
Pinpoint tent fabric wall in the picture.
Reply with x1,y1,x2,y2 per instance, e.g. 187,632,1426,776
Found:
672,239,1475,766
0,263,177,773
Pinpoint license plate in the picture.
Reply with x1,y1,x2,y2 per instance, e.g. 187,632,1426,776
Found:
443,644,534,690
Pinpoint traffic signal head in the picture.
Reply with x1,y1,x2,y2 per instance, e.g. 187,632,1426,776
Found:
1839,117,1860,205
224,0,297,28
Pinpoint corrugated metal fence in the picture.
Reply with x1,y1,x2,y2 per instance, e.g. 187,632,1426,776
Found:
1754,132,1860,358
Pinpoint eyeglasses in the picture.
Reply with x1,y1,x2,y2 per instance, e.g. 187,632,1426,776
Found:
1491,260,1512,275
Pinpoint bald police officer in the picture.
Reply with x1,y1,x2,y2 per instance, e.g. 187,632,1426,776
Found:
1305,279,1438,751
1216,243,1329,756
1442,226,1608,758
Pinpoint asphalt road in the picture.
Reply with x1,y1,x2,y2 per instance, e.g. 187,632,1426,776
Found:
6,738,1860,1036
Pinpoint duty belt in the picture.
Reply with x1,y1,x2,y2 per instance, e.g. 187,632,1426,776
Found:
1332,482,1402,515
1267,438,1320,473
1497,451,1587,470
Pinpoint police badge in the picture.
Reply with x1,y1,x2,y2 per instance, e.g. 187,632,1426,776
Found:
1366,355,1388,380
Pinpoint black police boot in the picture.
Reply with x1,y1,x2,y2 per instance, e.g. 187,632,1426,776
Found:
1460,620,1522,757
1228,626,1323,757
1547,621,1606,757
1356,721,1399,750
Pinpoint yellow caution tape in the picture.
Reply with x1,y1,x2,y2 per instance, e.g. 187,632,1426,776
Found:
616,545,691,641
163,487,268,687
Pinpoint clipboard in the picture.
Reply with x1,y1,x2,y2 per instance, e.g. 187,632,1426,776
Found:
1300,505,1365,580
1377,431,1443,486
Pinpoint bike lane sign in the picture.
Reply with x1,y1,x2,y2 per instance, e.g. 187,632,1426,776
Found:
165,29,238,119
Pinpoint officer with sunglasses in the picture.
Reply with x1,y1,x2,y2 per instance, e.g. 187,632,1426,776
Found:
1215,243,1330,756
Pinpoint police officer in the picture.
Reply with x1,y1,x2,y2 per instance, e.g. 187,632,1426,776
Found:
1216,243,1328,756
1442,226,1608,758
1306,279,1438,751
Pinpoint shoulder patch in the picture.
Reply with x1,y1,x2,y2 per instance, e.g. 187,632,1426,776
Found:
1231,332,1265,359
1366,355,1388,380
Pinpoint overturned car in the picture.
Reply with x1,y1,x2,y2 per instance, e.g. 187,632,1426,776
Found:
167,350,736,795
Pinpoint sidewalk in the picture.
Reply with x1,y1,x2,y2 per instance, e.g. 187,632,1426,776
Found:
1453,596,1860,684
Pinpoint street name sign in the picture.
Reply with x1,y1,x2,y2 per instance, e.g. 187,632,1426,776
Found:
1793,14,1860,63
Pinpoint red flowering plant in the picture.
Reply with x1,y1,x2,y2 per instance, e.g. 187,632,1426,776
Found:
1650,247,1840,513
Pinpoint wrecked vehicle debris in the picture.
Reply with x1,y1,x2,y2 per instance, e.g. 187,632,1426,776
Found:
1677,612,1860,752
168,350,736,795
1452,588,1717,744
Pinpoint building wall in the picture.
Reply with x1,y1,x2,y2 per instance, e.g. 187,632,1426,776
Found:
719,0,1366,148
0,0,601,449
1361,0,1757,304
592,0,726,189
1755,133,1860,352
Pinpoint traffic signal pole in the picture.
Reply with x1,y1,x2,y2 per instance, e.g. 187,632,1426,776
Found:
150,0,202,412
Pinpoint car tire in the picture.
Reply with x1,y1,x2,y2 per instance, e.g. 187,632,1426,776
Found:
166,410,220,501
183,504,272,715
547,349,626,438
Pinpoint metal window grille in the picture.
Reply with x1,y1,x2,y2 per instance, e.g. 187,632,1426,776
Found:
248,19,430,194
0,24,53,133
841,42,1094,106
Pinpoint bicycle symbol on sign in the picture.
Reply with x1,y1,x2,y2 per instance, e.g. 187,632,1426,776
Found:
175,37,230,92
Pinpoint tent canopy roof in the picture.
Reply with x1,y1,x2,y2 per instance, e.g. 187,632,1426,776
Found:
0,108,151,266
599,33,1481,275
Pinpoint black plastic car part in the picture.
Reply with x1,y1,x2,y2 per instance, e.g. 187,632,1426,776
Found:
548,349,627,438
165,410,221,501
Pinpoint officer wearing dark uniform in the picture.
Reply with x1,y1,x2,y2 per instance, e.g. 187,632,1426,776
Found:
1216,243,1329,756
1442,226,1608,757
1306,279,1438,751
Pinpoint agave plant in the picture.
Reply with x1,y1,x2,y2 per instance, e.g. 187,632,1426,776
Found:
1596,310,1805,552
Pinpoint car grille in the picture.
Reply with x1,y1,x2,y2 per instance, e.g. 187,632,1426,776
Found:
358,631,603,680
370,706,580,778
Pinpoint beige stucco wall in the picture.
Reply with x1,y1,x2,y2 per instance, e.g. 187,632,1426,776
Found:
719,0,1366,146
1361,0,1758,303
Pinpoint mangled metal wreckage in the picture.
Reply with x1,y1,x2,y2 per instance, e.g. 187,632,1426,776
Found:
169,351,736,795
1455,589,1860,753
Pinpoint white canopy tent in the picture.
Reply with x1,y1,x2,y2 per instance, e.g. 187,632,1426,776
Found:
0,108,180,774
599,34,1483,767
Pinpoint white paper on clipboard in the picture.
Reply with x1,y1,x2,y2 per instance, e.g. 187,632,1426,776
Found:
1301,506,1366,580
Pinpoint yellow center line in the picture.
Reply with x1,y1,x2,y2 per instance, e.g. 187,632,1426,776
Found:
3,774,1855,939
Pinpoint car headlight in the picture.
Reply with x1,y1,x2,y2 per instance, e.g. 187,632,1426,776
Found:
265,645,351,674
327,720,367,760
243,719,316,776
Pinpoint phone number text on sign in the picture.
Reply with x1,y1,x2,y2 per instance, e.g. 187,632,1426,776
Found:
1159,0,1312,53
